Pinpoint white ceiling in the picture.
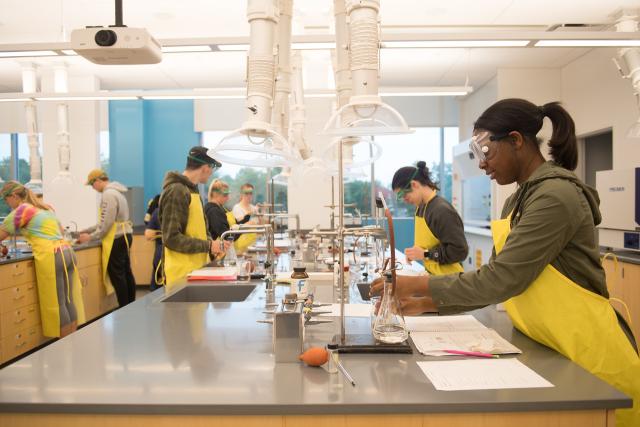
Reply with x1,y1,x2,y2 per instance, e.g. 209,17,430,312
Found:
0,0,638,93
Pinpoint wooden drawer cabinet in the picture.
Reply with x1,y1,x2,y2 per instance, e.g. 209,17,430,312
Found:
0,260,36,289
0,282,38,314
0,303,40,338
2,325,46,362
74,247,101,268
80,264,104,322
603,259,640,341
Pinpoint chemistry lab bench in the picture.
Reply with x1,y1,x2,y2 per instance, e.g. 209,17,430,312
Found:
0,275,631,427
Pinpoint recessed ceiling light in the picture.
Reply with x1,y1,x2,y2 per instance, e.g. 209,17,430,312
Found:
0,50,58,58
161,45,213,53
383,40,530,48
535,39,640,47
0,98,32,102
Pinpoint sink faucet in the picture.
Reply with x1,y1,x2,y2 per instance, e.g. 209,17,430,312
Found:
259,213,300,238
220,224,275,292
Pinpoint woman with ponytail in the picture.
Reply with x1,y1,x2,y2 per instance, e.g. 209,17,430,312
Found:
391,161,467,275
0,181,85,338
374,98,639,427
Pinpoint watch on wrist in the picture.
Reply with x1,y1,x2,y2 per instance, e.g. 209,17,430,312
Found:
423,250,430,260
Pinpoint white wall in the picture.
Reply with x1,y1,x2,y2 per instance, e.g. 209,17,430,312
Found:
459,76,497,141
562,47,640,171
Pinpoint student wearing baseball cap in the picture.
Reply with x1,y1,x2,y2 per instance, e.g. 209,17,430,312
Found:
158,146,229,289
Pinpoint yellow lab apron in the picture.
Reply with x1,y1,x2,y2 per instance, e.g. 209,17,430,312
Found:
414,193,464,275
26,236,86,337
100,219,130,296
492,216,640,426
164,193,209,291
225,209,256,254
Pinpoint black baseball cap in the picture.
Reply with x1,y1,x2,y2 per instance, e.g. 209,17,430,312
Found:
187,146,222,168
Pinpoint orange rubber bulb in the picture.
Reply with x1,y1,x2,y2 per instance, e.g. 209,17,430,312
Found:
299,347,329,366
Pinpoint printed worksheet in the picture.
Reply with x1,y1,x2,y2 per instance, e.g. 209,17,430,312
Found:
417,359,554,391
410,328,522,356
404,315,487,332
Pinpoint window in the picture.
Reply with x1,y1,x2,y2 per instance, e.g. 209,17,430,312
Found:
0,133,38,218
99,131,110,172
343,127,457,218
201,131,288,212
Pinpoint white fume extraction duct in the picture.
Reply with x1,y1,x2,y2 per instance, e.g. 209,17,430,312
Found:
613,9,640,138
272,0,292,150
322,0,411,136
322,0,382,170
52,64,72,182
22,64,43,194
210,0,297,167
290,51,327,176
290,51,310,160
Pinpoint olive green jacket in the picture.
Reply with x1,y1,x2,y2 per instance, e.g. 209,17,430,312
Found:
158,171,211,254
430,161,607,315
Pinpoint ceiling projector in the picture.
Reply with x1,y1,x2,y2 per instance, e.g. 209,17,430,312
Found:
71,26,162,65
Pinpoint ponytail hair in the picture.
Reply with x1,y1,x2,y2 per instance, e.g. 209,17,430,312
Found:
391,161,439,191
474,98,578,171
0,180,51,211
541,102,577,170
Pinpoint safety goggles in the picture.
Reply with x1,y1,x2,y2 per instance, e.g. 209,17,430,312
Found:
470,131,511,162
241,190,254,195
395,168,419,201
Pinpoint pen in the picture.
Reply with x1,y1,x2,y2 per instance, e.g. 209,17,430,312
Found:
336,360,356,386
443,349,499,359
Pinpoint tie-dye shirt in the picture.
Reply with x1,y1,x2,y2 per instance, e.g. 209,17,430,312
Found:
1,203,63,241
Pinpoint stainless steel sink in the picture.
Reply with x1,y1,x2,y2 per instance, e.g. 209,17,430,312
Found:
161,284,257,303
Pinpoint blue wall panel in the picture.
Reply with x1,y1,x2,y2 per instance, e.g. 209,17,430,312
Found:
109,99,201,206
142,100,200,204
108,100,144,187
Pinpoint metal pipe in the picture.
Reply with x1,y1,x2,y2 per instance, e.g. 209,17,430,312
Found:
338,138,345,344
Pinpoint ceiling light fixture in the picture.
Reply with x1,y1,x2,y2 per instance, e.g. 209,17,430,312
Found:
535,39,640,47
35,95,139,101
384,40,530,48
0,97,34,102
161,45,213,53
0,50,58,58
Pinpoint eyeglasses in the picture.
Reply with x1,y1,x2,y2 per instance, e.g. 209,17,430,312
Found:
395,168,419,201
470,131,511,162
242,191,253,195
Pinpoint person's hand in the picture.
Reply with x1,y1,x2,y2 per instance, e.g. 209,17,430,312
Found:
404,245,425,262
369,274,429,299
76,233,91,244
210,239,224,255
398,296,437,316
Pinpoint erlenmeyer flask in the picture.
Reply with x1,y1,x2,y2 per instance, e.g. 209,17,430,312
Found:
372,273,408,344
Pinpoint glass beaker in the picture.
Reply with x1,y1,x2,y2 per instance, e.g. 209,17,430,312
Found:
372,274,408,344
223,240,237,267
